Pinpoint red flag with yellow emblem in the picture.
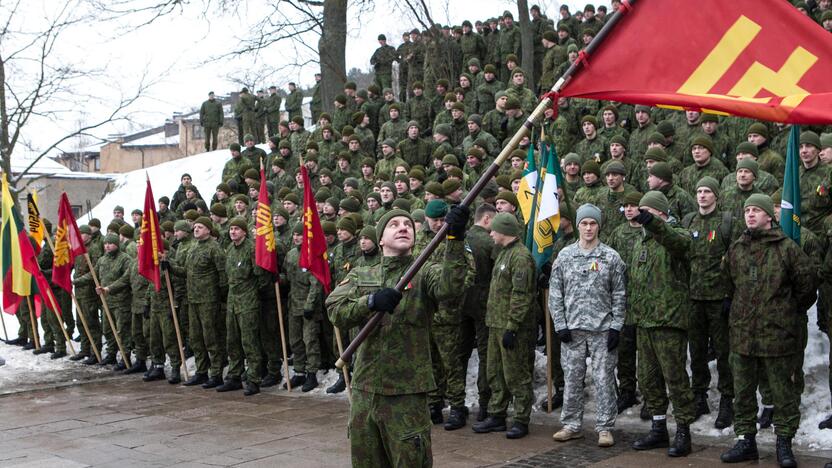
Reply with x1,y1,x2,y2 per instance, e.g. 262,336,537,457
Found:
137,177,164,291
52,193,87,293
255,166,278,273
298,165,331,293
560,0,832,124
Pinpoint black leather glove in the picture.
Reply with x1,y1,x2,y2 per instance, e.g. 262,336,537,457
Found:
607,329,620,351
634,209,654,226
537,260,553,289
143,305,150,320
303,308,314,320
556,328,572,343
436,171,448,183
368,288,403,313
445,204,470,239
160,259,171,272
721,298,732,318
502,330,517,350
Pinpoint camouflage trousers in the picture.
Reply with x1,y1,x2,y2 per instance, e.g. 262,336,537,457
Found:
76,296,101,356
428,330,446,407
461,295,491,408
374,73,393,91
540,302,565,393
103,303,131,359
226,305,263,384
288,314,321,373
560,330,618,432
60,289,75,337
432,323,467,408
189,302,224,378
348,389,432,468
41,301,66,351
732,352,801,437
258,294,282,378
203,126,219,152
637,327,695,425
760,315,807,407
689,300,733,397
148,308,182,368
616,324,637,395
130,308,148,361
487,327,535,425
16,301,36,342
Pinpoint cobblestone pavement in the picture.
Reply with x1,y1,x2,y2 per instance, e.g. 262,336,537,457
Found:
0,374,830,467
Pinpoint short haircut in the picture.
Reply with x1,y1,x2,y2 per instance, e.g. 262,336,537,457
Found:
475,203,497,222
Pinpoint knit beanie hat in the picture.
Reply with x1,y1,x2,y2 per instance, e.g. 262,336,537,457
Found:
639,191,670,215
491,212,521,237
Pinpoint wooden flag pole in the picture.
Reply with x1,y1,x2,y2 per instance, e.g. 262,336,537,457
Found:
163,270,189,380
69,292,102,362
273,282,292,392
0,308,8,341
41,234,78,356
333,327,352,401
543,289,553,414
26,296,40,350
84,253,130,366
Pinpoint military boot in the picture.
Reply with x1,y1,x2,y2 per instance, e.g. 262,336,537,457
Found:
99,354,116,366
326,373,346,394
472,416,506,433
720,435,758,463
820,412,832,430
202,375,224,389
776,436,797,468
142,364,165,382
22,341,35,350
284,373,306,390
617,391,639,414
301,372,318,392
506,422,528,439
244,381,260,396
476,404,488,422
124,360,147,375
182,373,208,386
429,403,444,424
5,337,26,346
444,406,468,431
69,352,88,362
758,406,774,429
261,372,280,388
113,359,128,372
693,392,710,420
81,355,99,365
33,344,54,355
50,350,67,360
216,377,242,392
167,368,181,385
714,398,734,429
538,389,564,412
667,423,691,457
632,418,669,450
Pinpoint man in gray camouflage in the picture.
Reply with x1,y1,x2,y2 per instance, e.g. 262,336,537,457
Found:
549,204,627,448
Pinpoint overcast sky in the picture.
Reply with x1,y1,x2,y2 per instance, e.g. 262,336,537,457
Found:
10,0,600,160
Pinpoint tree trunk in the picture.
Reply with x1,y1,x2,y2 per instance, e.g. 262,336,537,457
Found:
319,0,347,114
517,0,535,92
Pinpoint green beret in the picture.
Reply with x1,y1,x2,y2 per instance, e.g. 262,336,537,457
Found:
736,158,759,178
174,220,191,233
375,209,414,241
648,161,673,182
424,199,448,218
228,216,248,231
696,176,720,198
744,193,774,218
491,212,520,237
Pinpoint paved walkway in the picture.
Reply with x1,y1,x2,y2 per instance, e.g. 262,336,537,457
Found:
1,374,831,467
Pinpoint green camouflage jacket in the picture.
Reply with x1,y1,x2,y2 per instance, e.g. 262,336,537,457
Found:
486,238,536,332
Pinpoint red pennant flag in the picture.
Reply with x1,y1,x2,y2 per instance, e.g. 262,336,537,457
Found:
52,193,87,293
561,0,832,124
137,177,164,291
255,167,278,273
298,165,331,293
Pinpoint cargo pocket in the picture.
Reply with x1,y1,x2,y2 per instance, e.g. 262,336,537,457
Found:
396,424,431,466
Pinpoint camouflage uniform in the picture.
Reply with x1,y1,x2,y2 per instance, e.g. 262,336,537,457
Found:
607,222,643,398
326,239,466,468
222,155,254,187
798,161,832,235
461,224,494,410
36,242,68,353
486,239,536,425
84,244,131,359
476,78,504,116
74,239,103,356
225,237,264,384
723,226,817,438
371,43,398,90
285,89,303,121
128,261,150,363
145,266,181,370
284,245,323,374
678,159,730,195
549,241,626,432
397,137,433,169
630,216,695,424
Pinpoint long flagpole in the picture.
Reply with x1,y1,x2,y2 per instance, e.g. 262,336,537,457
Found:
84,253,131,366
26,296,40,350
335,1,638,369
41,234,76,357
273,282,292,391
163,270,189,380
0,308,7,341
333,327,352,401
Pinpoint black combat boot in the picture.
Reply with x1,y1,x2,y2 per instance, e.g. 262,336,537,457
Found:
714,398,734,429
301,372,318,392
5,337,26,346
167,368,181,385
244,381,260,396
81,355,99,365
472,416,506,433
99,354,116,366
284,373,306,390
667,423,691,457
68,352,88,361
124,359,147,375
202,375,224,389
776,435,797,468
538,388,564,412
183,372,208,386
22,341,35,350
632,418,669,450
693,392,710,420
819,412,832,430
113,359,128,372
476,404,488,422
720,434,758,463
429,403,444,424
617,390,639,414
142,364,165,382
444,406,468,431
50,350,67,360
758,406,774,429
33,344,54,355
326,373,346,394
261,372,280,388
216,377,242,392
506,422,528,439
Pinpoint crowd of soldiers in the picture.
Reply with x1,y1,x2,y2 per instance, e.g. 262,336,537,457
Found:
5,2,832,467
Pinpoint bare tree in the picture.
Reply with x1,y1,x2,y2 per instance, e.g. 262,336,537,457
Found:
517,0,535,91
0,0,152,201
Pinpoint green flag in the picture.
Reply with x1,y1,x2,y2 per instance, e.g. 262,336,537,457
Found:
780,125,801,244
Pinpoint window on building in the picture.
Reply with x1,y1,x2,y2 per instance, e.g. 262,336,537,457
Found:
71,205,82,218
93,156,100,171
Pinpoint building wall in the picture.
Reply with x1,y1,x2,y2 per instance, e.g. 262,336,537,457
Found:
179,119,240,156
20,176,113,222
100,142,184,173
